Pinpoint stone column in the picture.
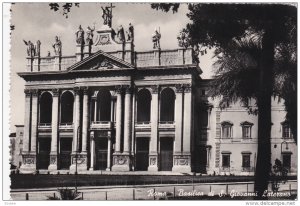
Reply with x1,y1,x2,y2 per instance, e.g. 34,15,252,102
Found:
173,84,192,173
112,86,131,171
93,97,97,122
114,86,122,153
48,89,59,171
20,89,35,173
106,138,112,171
30,89,38,154
89,131,95,171
174,85,183,154
70,87,81,171
123,86,132,154
183,84,192,153
148,86,159,171
78,87,89,171
22,89,31,153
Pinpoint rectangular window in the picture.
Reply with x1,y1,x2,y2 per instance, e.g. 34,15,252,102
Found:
242,126,251,138
282,154,291,169
242,154,251,168
222,154,230,167
222,125,232,138
282,124,291,139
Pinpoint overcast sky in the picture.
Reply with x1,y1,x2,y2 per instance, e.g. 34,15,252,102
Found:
9,3,214,132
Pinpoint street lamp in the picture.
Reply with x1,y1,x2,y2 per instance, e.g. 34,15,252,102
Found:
281,141,289,153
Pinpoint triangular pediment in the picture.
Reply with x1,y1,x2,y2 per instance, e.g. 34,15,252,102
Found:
67,50,134,72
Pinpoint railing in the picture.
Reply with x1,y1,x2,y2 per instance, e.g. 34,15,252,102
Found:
38,123,51,127
60,56,76,70
59,123,73,129
158,121,175,130
91,121,112,129
159,121,175,124
135,121,151,125
39,57,55,71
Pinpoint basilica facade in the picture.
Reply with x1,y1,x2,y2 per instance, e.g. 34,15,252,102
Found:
15,20,297,175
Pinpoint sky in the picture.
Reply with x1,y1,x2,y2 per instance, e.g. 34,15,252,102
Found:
9,3,214,132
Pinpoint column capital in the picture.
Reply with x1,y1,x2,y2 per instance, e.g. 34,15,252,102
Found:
74,87,81,95
183,84,192,93
83,87,89,95
24,89,31,97
151,85,159,94
115,85,122,94
175,84,184,93
31,89,39,97
124,85,133,94
90,131,95,139
52,88,60,97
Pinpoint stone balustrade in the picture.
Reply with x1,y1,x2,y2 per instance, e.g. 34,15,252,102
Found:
25,47,195,72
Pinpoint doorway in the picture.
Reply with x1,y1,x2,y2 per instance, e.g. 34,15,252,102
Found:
95,138,108,170
135,138,149,171
37,138,51,169
160,138,173,171
59,138,72,169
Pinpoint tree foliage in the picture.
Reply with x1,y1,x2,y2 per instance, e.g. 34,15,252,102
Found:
49,3,80,18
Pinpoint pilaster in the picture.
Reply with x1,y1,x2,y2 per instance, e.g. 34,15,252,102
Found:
148,85,159,171
89,131,95,171
78,87,89,171
48,89,59,171
20,89,35,173
70,87,81,171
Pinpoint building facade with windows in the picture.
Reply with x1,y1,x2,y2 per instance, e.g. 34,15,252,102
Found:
16,22,297,175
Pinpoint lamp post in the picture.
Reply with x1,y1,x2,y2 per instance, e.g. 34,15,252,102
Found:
281,141,289,153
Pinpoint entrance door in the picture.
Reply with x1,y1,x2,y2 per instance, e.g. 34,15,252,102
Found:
37,138,51,169
95,138,108,170
135,138,149,171
160,138,173,171
59,138,72,169
194,146,207,173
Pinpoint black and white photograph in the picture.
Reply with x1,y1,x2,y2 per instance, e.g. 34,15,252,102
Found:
2,1,298,204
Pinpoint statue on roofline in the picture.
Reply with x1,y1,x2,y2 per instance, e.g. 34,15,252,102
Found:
126,23,134,42
86,25,95,45
52,36,62,56
23,40,35,57
101,6,112,27
75,25,85,46
152,28,161,49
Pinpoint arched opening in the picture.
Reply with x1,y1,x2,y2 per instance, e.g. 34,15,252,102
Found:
39,92,52,124
60,91,74,124
160,88,175,122
137,89,151,122
96,90,111,121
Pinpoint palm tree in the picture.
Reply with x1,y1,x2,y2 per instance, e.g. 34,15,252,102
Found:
209,31,296,198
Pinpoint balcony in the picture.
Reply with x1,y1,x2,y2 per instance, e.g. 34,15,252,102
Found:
135,121,151,131
91,121,113,130
38,123,51,131
159,121,175,130
59,123,73,130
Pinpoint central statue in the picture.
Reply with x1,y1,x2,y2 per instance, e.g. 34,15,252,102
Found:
101,4,115,28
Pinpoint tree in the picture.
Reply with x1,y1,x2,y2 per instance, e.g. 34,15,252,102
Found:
152,3,296,199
